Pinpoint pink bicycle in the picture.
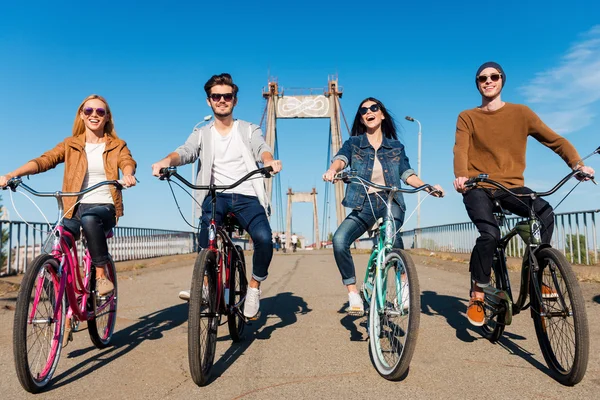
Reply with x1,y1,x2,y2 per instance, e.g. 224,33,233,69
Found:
5,177,123,393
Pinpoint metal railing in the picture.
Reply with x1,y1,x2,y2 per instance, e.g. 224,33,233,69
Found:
399,210,599,265
0,220,196,275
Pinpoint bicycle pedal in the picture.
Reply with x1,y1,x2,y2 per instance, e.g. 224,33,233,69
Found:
246,311,261,321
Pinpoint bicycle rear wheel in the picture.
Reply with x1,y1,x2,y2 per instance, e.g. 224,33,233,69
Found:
88,256,118,348
188,250,219,386
481,250,507,342
368,250,420,380
531,247,589,386
227,245,247,342
13,254,65,393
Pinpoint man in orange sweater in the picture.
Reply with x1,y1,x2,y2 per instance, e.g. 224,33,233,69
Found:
453,61,595,326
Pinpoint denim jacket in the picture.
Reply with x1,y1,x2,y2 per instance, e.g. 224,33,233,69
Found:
332,134,416,211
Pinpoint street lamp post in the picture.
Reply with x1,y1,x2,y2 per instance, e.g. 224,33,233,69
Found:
405,116,422,247
191,115,213,222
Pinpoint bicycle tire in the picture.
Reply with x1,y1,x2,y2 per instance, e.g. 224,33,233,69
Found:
531,247,589,386
88,256,118,348
188,249,219,386
13,254,65,393
368,250,420,380
227,245,247,342
481,249,507,342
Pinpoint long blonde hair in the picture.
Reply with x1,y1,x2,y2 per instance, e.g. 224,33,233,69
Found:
72,94,119,138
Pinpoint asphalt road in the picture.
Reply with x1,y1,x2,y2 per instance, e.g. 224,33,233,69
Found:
1,250,599,399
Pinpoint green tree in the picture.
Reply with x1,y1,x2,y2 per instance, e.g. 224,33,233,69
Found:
0,194,8,268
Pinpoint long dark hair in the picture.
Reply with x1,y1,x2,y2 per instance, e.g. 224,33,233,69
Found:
350,97,398,140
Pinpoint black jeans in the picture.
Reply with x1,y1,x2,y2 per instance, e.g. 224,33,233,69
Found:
463,187,554,286
63,203,116,265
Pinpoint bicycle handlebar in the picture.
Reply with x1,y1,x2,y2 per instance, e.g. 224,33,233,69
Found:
464,169,594,198
2,177,125,198
334,170,439,195
158,166,273,191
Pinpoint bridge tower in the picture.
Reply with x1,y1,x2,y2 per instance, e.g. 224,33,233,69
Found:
286,188,320,249
262,77,346,230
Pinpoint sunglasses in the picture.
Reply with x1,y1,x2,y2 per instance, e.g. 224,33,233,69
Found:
209,93,234,102
477,74,502,83
82,107,107,117
358,104,380,115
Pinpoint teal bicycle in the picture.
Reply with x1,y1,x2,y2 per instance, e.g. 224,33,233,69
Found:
336,170,440,380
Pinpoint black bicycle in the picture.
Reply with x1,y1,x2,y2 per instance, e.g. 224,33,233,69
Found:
465,160,597,385
158,166,272,386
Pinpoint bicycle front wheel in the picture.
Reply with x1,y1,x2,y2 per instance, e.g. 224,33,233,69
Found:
13,254,65,393
88,256,118,348
188,250,219,386
531,247,589,386
227,245,247,342
368,250,420,380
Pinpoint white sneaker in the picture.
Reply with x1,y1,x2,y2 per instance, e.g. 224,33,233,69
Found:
401,284,410,312
244,287,261,319
179,290,190,301
179,285,209,303
347,291,364,316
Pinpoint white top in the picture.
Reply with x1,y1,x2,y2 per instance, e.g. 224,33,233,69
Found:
211,121,256,197
291,234,298,244
80,143,113,204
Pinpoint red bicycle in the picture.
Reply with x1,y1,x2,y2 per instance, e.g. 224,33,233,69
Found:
158,165,272,386
5,178,124,393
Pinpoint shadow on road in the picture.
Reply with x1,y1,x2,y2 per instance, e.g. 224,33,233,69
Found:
209,291,311,383
593,294,600,304
421,290,481,343
421,290,552,378
50,303,188,390
338,304,367,342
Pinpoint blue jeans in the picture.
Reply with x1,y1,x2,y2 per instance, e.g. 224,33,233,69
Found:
199,193,273,281
332,193,405,285
63,203,116,265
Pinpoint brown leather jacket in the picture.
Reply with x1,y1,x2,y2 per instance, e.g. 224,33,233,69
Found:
29,134,137,219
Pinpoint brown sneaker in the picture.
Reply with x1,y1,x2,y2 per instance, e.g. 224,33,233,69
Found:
541,283,558,299
466,298,485,327
96,277,114,296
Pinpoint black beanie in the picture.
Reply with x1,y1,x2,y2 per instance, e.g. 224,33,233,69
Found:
475,61,506,88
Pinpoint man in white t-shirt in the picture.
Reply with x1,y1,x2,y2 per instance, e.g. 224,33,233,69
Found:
152,73,283,319
291,233,298,252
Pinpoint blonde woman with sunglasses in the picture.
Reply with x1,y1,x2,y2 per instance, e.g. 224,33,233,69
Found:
0,94,137,345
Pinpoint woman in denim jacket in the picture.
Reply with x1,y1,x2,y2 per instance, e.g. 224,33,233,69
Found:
323,97,443,315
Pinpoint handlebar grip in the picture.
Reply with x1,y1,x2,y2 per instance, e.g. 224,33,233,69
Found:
158,167,176,180
262,166,273,178
464,179,477,188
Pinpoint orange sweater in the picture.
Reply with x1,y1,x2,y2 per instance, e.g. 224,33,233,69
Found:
453,103,581,188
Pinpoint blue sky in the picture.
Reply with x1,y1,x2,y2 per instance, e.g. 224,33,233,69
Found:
1,1,599,242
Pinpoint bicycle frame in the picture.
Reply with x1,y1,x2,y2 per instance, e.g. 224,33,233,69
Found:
468,167,595,324
158,166,271,319
335,171,435,313
6,178,122,326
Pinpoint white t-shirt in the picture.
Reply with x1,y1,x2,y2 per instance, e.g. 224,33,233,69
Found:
80,143,113,204
291,234,298,244
211,122,256,197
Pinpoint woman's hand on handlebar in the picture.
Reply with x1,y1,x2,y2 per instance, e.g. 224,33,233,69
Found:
121,174,137,187
428,184,445,198
322,168,338,182
0,175,10,188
